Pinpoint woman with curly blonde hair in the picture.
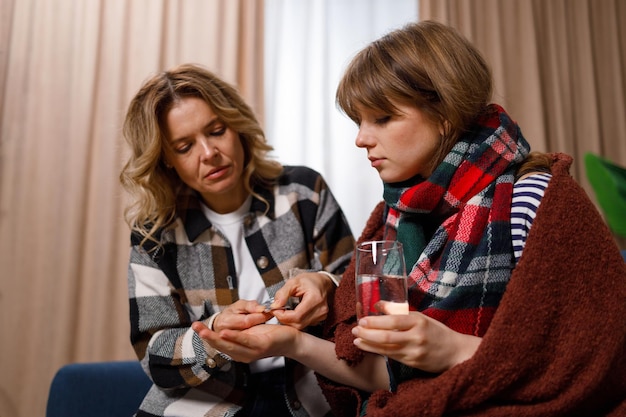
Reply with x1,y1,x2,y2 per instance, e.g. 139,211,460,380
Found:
121,64,283,246
120,63,354,417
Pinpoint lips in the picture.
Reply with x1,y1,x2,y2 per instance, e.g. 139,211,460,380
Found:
204,166,229,180
368,156,383,168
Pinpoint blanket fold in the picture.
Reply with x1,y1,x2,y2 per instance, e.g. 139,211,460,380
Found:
319,153,626,416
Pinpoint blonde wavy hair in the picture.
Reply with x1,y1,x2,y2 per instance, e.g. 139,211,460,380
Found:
120,63,283,246
336,20,493,174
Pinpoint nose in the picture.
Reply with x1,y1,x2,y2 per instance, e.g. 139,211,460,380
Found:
355,126,373,149
199,138,218,162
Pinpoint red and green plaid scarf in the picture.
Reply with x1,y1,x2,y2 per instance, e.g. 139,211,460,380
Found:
383,104,530,337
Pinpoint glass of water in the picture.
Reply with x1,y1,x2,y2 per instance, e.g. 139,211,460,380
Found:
355,240,408,318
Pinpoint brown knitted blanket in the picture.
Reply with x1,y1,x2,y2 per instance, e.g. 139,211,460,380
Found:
319,154,626,416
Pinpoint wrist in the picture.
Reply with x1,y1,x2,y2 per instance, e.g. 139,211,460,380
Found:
451,333,481,368
289,327,310,361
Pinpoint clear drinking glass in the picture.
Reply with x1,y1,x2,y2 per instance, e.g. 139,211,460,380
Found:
355,240,408,393
355,240,408,319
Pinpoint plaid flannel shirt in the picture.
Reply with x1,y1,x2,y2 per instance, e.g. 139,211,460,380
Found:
127,166,354,417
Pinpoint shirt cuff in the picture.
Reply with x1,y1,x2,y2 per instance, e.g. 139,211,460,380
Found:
203,313,233,369
318,270,340,286
207,311,221,331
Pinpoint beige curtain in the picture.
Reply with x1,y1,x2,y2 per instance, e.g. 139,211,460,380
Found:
420,0,626,232
0,1,264,416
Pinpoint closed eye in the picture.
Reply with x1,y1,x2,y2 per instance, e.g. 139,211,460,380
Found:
173,141,192,154
208,125,227,137
375,115,391,125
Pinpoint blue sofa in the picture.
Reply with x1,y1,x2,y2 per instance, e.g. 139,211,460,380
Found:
46,361,151,417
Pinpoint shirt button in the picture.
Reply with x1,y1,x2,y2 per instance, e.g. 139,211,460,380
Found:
292,400,301,410
256,256,269,269
207,359,216,368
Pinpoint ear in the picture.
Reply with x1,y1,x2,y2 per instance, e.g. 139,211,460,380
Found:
439,119,450,137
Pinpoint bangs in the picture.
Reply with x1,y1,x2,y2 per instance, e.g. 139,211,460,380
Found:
336,47,404,123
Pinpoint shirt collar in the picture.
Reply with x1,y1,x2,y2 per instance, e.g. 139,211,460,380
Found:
180,185,276,242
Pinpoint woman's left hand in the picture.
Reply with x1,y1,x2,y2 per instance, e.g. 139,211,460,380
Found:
351,303,482,373
270,271,336,330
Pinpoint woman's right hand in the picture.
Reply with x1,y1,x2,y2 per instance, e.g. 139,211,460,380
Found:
270,271,336,330
192,321,299,363
351,304,482,373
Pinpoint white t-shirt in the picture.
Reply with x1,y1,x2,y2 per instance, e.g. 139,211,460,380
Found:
201,196,284,373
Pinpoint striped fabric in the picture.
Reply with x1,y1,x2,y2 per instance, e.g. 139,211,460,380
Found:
127,165,354,417
511,173,552,262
